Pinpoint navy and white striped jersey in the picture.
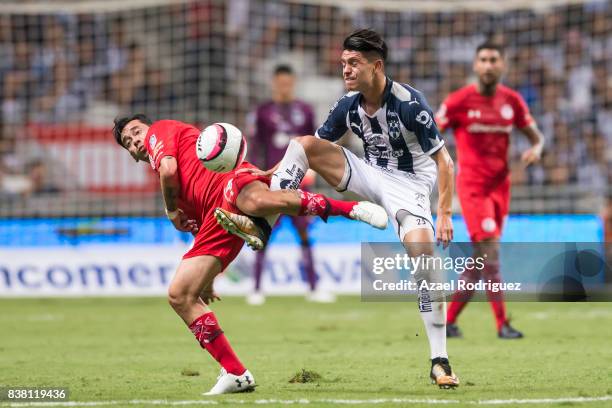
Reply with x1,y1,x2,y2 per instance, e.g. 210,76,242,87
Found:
315,77,444,186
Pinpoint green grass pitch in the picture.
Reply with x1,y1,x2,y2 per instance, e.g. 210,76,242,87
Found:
1,297,611,407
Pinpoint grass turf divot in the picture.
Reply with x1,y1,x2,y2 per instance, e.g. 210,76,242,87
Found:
180,368,200,376
289,369,322,383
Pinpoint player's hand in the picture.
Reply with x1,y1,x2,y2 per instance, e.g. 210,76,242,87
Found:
168,209,199,234
521,145,542,167
200,289,221,305
435,212,453,248
235,167,275,177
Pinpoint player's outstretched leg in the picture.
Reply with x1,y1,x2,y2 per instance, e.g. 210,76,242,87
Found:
216,181,387,250
222,136,385,250
237,181,388,228
168,255,255,395
404,228,459,389
214,199,386,251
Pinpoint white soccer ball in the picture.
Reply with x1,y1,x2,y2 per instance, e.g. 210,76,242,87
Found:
196,122,247,173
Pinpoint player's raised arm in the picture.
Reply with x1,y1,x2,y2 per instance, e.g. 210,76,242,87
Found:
431,146,454,247
519,123,545,167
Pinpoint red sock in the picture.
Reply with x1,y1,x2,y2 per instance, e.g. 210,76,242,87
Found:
297,189,355,221
483,261,507,331
446,267,480,324
326,197,357,217
189,312,245,375
447,299,468,325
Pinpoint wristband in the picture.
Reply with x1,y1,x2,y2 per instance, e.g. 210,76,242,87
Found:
165,208,180,220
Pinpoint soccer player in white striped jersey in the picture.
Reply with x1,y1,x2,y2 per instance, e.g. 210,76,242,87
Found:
219,29,458,388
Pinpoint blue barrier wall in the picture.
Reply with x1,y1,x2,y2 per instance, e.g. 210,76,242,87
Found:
0,214,603,247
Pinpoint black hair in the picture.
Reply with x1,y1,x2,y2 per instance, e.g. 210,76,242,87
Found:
476,41,505,57
343,28,388,61
112,113,152,147
274,64,294,76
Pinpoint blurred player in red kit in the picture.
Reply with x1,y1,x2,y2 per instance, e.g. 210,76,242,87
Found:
436,42,545,339
247,65,334,305
112,114,387,395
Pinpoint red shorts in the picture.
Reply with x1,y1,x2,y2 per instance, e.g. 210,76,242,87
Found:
457,177,510,242
182,162,270,270
221,162,271,213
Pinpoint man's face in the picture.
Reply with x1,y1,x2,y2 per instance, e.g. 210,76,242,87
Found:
272,72,295,103
340,50,380,92
474,49,505,87
120,119,150,162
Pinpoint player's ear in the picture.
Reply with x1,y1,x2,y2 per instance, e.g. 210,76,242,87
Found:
374,59,384,74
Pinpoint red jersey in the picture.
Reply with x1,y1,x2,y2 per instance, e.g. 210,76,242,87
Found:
143,120,270,268
145,120,229,223
436,84,534,183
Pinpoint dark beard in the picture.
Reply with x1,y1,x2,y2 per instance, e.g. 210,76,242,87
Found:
479,81,498,96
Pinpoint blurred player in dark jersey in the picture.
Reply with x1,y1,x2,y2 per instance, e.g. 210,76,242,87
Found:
112,115,386,395
436,42,545,339
247,65,334,305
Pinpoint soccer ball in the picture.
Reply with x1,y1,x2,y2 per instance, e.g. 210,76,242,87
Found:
196,123,247,173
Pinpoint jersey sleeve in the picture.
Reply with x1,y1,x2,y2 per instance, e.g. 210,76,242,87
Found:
511,91,535,129
435,94,457,132
146,121,179,172
399,92,445,155
315,94,350,142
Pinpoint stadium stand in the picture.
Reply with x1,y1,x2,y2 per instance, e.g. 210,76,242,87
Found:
0,0,609,221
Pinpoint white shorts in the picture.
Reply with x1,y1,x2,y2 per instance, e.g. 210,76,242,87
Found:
337,147,434,240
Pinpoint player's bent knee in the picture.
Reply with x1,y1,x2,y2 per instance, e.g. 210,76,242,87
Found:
167,290,183,312
167,285,192,312
294,135,318,154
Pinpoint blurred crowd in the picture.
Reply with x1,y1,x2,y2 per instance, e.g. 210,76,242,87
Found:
0,0,609,210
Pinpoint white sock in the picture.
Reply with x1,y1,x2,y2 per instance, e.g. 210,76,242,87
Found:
418,297,448,359
265,140,310,226
414,258,448,359
270,140,309,191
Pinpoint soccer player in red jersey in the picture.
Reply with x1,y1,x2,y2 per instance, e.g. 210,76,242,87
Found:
435,42,545,339
112,114,387,395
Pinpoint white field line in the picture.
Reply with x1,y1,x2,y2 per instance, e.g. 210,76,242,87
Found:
1,395,612,406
